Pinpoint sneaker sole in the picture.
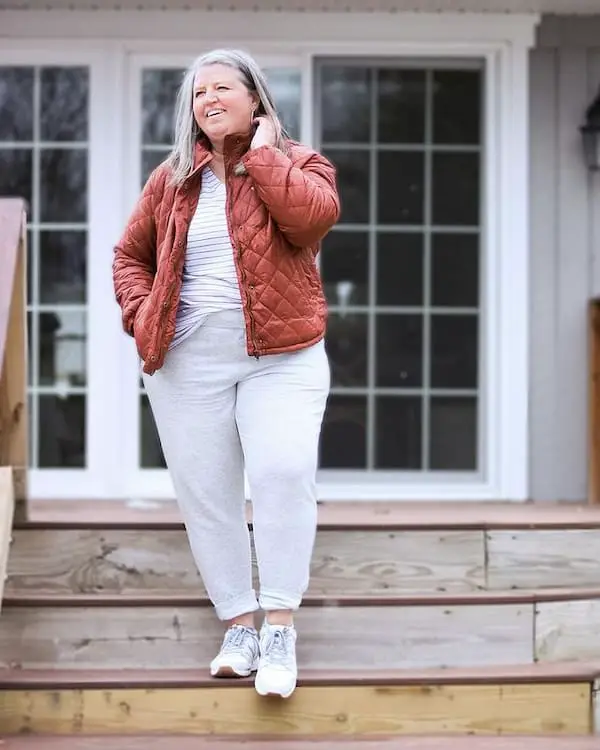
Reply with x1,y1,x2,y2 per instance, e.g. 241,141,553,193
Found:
254,680,296,699
211,662,259,679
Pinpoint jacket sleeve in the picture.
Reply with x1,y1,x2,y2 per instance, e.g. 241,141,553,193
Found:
112,167,165,336
240,145,340,248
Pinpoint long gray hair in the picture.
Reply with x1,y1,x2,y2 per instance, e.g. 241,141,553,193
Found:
166,49,288,185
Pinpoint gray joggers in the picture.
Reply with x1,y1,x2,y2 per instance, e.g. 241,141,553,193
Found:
142,310,330,620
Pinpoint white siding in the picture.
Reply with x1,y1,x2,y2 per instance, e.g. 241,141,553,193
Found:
530,18,600,500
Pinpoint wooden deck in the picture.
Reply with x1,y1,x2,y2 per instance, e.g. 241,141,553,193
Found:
21,499,600,529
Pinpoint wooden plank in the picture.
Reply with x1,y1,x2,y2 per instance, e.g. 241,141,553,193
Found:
536,599,600,663
6,528,485,597
0,682,590,736
18,500,600,531
0,467,15,612
0,603,533,671
0,198,28,523
487,530,600,589
5,740,600,750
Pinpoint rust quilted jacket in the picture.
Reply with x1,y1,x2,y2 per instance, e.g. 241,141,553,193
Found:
113,134,340,375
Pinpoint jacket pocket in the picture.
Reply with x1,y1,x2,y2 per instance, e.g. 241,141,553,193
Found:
133,295,153,362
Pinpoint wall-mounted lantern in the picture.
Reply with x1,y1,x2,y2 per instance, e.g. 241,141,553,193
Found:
581,89,600,171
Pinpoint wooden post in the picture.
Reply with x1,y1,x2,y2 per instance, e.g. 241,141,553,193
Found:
0,199,28,523
589,299,600,505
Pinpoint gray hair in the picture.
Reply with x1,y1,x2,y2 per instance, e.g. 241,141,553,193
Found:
166,48,288,185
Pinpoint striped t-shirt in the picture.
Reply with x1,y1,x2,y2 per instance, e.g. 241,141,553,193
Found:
171,166,242,348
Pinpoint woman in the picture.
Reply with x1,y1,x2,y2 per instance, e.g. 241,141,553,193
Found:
112,49,339,699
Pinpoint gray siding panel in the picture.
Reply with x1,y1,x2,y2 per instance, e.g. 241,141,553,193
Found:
530,21,596,500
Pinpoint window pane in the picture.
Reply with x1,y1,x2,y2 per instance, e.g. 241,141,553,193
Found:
431,315,478,389
266,68,301,141
320,65,371,143
433,70,482,145
38,310,87,388
378,151,424,225
324,149,370,224
377,69,426,144
39,231,87,304
432,152,479,226
40,149,87,222
141,149,168,186
321,231,369,307
0,67,34,141
320,395,367,468
375,396,422,469
142,69,183,145
376,314,423,388
326,313,368,387
377,233,423,306
430,396,477,470
40,67,89,142
38,394,85,468
431,233,479,308
0,149,33,214
140,394,166,468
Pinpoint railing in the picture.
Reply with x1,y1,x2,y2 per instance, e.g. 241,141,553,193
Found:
589,298,600,505
0,198,28,608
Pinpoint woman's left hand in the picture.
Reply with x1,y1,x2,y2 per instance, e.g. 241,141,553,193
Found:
250,116,277,150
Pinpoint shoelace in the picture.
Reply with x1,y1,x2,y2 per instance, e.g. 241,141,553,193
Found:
262,628,293,666
222,625,255,653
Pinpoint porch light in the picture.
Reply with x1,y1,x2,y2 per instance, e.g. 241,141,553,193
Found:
581,89,600,171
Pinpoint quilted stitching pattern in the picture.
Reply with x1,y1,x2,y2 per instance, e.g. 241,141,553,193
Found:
113,140,340,374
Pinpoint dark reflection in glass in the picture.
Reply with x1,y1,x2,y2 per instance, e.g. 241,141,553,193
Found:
27,310,33,387
377,233,423,306
324,149,370,224
40,149,87,222
141,149,169,186
0,149,33,214
377,69,425,144
375,396,422,469
39,231,87,304
321,231,369,307
431,314,478,389
38,310,87,388
142,69,183,145
433,70,482,145
432,233,479,308
266,68,301,141
0,67,34,141
430,396,477,470
320,395,367,468
378,151,424,225
326,313,368,387
41,67,89,142
140,394,166,468
432,152,479,226
27,230,34,305
320,65,371,143
376,314,423,388
38,394,86,468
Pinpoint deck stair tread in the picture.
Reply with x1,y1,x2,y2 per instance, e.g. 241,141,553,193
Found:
3,738,600,750
2,661,600,688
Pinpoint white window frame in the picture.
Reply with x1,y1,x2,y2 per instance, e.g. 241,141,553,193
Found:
2,10,538,501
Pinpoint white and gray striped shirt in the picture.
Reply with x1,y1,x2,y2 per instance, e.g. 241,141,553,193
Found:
171,166,242,348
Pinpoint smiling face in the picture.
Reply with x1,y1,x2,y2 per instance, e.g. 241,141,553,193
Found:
193,63,258,148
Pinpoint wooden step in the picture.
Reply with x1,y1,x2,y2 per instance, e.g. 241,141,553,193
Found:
9,518,600,597
0,663,596,737
2,587,599,670
4,739,600,749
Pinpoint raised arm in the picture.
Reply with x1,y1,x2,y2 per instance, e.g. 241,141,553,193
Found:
241,145,340,248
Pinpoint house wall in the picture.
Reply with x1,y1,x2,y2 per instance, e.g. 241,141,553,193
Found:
529,17,600,501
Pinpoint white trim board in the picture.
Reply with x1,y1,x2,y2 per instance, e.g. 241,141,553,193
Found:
1,11,539,501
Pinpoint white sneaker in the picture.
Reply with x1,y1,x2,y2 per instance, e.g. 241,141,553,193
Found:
255,622,298,699
210,625,260,678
